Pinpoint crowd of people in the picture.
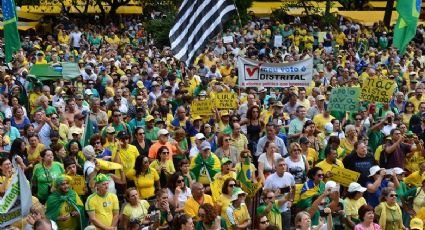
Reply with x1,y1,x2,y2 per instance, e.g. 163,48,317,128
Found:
0,11,425,230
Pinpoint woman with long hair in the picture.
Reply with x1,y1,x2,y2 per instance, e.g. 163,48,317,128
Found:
216,178,237,216
11,105,31,135
89,134,112,161
132,127,152,158
133,155,160,200
195,203,227,230
32,149,65,203
150,146,175,188
258,141,282,182
167,172,192,213
215,133,238,165
51,143,67,164
285,143,309,184
374,187,405,230
294,210,332,230
401,102,415,126
9,138,31,177
240,105,265,156
121,187,151,230
27,133,45,165
173,214,194,230
301,120,323,153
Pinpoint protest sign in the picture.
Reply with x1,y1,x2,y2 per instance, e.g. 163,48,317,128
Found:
330,166,360,187
328,87,361,112
274,35,283,47
191,99,214,115
223,36,233,44
215,92,237,109
237,57,313,88
360,78,396,103
70,175,85,196
0,160,32,227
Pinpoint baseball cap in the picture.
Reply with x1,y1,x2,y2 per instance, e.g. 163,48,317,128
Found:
201,141,211,151
410,218,424,230
393,167,405,175
195,133,206,140
83,145,96,159
325,181,338,192
299,136,310,144
158,129,169,135
106,126,116,134
347,182,367,193
221,157,232,165
136,81,144,89
317,95,325,100
116,131,130,139
84,89,93,95
145,115,154,122
231,187,247,201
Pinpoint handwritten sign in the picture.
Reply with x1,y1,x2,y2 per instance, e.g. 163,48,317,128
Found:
328,87,361,112
191,99,214,116
361,78,396,103
215,92,237,109
223,36,234,44
330,166,360,187
69,175,85,195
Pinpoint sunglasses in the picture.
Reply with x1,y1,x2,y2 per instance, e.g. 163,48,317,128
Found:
113,114,121,117
228,184,235,187
138,132,145,135
266,196,274,200
260,220,269,224
224,138,231,142
316,174,324,177
177,179,184,183
389,194,398,198
95,141,101,145
162,151,169,155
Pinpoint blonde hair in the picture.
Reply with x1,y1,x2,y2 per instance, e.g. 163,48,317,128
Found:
295,211,310,228
289,142,301,154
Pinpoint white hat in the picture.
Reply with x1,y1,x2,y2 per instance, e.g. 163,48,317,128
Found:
199,90,207,96
158,129,169,135
393,167,405,175
195,133,206,140
84,89,93,95
200,141,211,151
324,123,333,134
369,165,383,177
325,181,338,192
258,87,267,93
276,119,283,126
317,95,325,100
348,182,367,193
409,71,417,76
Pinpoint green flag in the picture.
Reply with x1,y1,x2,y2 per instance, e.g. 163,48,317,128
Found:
2,0,21,62
82,114,94,147
393,0,421,54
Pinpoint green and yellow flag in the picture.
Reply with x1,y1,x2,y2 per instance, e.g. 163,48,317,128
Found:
393,0,421,54
2,0,21,62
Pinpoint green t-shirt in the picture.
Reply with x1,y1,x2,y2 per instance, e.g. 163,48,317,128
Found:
145,127,160,142
37,106,57,116
33,161,65,201
368,130,384,154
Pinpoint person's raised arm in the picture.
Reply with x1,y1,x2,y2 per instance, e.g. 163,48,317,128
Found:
367,170,386,193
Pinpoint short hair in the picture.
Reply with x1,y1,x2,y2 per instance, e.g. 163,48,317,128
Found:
380,187,395,202
307,166,322,180
296,105,306,113
34,219,52,230
358,204,374,221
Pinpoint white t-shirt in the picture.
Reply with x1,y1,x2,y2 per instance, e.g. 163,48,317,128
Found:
258,153,282,172
264,172,295,190
70,31,82,47
83,160,95,184
285,156,306,184
167,188,192,209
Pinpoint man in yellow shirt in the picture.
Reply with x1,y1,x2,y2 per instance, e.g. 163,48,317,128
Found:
313,110,335,133
184,182,214,220
316,147,345,181
114,131,139,178
85,174,119,230
409,88,424,111
405,161,425,187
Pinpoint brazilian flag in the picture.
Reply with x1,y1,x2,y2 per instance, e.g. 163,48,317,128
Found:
393,0,421,54
2,0,21,62
237,157,261,197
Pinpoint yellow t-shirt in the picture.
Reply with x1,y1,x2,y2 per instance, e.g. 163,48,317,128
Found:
408,95,425,111
184,195,214,220
112,144,139,177
340,138,356,155
52,194,84,230
149,159,176,176
312,114,335,133
27,143,46,163
122,200,150,222
85,192,119,229
344,197,367,219
405,152,425,173
305,148,319,167
316,159,345,177
225,203,251,230
130,168,160,199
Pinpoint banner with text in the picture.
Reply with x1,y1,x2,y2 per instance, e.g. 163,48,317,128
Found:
328,87,361,112
330,166,360,187
214,92,237,109
191,99,214,116
237,57,313,88
360,78,396,103
0,160,32,227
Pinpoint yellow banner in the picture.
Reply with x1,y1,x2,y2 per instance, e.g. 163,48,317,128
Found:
191,99,214,115
360,78,396,103
330,166,360,187
214,92,237,109
69,175,85,195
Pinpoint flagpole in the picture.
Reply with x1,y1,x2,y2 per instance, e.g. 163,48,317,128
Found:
231,0,243,29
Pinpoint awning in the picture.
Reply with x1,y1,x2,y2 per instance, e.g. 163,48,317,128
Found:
338,11,399,26
249,1,341,17
0,12,43,21
367,1,425,8
0,21,39,31
68,5,142,14
20,5,62,14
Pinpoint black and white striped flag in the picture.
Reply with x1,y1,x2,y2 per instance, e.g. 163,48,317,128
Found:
169,0,237,66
